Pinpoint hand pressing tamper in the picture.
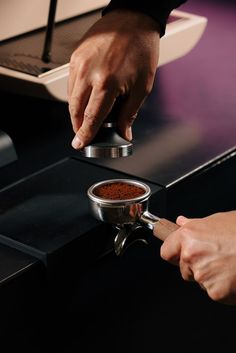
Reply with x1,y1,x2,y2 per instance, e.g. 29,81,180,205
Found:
81,98,133,158
87,179,179,255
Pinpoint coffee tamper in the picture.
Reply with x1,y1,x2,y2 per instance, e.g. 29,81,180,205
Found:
80,98,133,158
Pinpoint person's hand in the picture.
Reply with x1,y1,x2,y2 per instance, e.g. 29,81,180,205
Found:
154,211,236,305
68,9,160,150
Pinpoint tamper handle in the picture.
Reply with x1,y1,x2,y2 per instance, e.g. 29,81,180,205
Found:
81,96,132,158
103,97,123,126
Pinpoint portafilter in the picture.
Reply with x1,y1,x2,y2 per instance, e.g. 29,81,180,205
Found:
87,179,179,255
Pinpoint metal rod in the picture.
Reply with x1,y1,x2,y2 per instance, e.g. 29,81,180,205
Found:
41,0,58,63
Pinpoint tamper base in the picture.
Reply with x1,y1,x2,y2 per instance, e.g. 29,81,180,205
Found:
80,127,133,158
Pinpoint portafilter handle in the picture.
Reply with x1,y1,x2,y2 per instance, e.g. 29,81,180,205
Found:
114,213,179,256
114,224,148,256
140,211,180,241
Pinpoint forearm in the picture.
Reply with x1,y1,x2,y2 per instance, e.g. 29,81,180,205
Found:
102,0,187,37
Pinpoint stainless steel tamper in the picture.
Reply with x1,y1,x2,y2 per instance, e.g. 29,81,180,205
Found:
81,98,133,158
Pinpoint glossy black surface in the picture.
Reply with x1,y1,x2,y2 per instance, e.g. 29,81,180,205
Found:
0,243,37,284
47,246,236,352
0,243,46,347
0,158,161,269
0,95,74,190
0,129,17,168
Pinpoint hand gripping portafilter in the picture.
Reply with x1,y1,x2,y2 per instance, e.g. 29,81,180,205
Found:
81,98,133,158
87,179,179,255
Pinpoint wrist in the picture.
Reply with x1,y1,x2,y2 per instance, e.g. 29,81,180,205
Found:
102,8,161,37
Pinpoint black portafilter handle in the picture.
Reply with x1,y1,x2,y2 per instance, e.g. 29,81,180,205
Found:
81,97,133,158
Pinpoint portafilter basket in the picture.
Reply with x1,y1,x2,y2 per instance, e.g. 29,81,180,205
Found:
87,179,179,255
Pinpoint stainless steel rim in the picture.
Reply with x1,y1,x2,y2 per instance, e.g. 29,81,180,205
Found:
87,178,151,205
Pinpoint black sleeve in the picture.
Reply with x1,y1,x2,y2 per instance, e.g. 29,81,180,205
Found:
102,1,187,37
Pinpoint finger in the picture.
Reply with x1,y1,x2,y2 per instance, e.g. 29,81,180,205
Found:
176,215,190,226
68,85,91,133
67,59,76,101
68,51,93,133
179,259,194,281
160,233,181,266
72,88,117,149
117,88,147,141
199,283,207,291
67,52,84,102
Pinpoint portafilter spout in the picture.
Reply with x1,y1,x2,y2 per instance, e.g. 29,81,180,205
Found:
87,179,179,255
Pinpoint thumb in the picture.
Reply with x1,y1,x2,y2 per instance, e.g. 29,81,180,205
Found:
176,215,190,226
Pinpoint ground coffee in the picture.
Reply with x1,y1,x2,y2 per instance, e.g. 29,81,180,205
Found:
93,182,145,200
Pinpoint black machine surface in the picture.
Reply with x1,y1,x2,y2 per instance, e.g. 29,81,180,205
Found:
0,129,17,168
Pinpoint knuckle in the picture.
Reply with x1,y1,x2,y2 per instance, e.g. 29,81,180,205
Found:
180,240,196,265
69,54,90,78
139,73,155,96
70,108,80,121
127,113,138,126
83,111,100,129
78,120,99,143
78,126,93,141
143,83,152,96
69,51,79,69
68,104,74,117
93,71,119,91
208,286,228,303
193,269,204,284
181,248,193,264
160,244,170,261
179,226,192,242
77,60,90,78
181,270,192,282
68,101,75,116
68,100,79,118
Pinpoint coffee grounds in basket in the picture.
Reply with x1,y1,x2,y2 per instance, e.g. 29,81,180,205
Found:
93,182,145,200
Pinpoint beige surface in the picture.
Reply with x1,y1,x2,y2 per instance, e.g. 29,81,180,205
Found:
0,7,207,101
0,0,108,41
